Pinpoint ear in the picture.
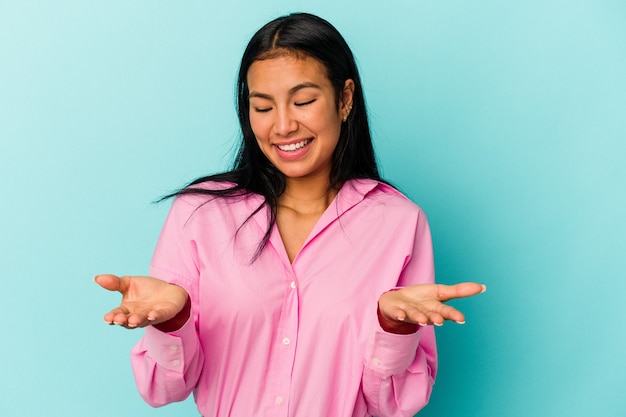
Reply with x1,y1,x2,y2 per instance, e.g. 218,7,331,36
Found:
340,79,355,121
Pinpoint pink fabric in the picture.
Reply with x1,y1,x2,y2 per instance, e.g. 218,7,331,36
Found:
131,179,437,417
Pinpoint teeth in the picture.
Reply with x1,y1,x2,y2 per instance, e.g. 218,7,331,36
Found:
277,139,311,152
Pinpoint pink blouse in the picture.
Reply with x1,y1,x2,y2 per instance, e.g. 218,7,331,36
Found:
130,179,437,417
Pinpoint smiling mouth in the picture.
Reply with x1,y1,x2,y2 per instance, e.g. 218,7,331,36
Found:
276,139,312,152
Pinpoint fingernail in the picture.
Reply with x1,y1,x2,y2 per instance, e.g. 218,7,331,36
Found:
456,321,466,325
113,321,123,326
434,322,443,327
128,323,138,328
396,316,405,321
481,285,487,293
147,316,156,321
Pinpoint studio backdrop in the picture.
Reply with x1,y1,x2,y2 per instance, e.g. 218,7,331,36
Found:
1,1,624,416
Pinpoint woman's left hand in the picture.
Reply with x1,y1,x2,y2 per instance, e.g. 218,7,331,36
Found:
378,282,486,332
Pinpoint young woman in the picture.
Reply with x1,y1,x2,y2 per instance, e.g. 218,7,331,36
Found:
95,12,485,417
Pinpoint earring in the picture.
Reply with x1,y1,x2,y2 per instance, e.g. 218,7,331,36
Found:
343,105,352,122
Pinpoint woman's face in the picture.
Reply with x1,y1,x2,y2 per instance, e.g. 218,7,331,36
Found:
247,55,354,182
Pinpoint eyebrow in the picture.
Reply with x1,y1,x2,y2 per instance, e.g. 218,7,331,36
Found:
249,82,322,100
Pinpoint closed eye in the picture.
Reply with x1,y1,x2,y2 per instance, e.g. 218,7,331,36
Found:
295,99,316,107
253,107,272,113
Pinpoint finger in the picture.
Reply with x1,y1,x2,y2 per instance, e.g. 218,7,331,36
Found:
113,310,152,327
428,312,445,326
127,313,149,328
434,304,466,324
111,310,135,326
404,303,446,326
103,305,130,324
382,305,409,322
106,304,141,325
436,282,486,302
401,306,430,326
127,309,163,328
94,274,122,292
404,302,466,326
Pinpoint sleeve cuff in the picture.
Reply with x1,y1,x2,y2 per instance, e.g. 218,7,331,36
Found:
365,326,422,378
142,316,198,373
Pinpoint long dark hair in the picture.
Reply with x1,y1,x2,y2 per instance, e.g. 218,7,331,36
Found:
167,12,383,257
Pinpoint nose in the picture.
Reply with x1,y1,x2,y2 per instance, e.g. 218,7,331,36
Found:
272,107,298,137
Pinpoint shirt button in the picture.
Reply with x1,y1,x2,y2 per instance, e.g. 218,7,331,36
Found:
290,281,296,289
172,359,181,366
372,358,381,366
275,396,284,405
169,345,178,351
282,337,290,346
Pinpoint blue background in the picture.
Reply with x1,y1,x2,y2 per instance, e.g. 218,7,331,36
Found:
1,1,625,416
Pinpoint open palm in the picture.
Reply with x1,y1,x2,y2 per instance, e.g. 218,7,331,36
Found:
95,274,188,329
379,282,486,328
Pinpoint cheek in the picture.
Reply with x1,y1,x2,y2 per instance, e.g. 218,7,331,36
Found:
322,113,343,138
324,106,342,128
249,115,267,140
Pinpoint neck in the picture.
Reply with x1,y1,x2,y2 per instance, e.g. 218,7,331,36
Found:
280,175,339,215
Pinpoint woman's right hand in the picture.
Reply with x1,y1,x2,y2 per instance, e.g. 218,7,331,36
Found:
94,274,189,330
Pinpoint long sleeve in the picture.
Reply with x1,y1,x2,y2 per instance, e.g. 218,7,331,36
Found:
130,315,204,407
362,325,436,416
362,206,438,417
129,196,205,407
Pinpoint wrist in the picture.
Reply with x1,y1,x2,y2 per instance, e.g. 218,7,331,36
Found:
377,306,419,335
153,295,191,333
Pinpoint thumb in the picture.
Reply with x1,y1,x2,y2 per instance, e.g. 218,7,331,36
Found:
94,274,123,292
437,282,486,302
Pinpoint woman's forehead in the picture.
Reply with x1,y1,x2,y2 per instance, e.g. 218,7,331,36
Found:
247,55,331,93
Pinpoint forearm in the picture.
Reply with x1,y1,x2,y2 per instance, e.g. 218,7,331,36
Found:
362,325,437,417
130,314,204,407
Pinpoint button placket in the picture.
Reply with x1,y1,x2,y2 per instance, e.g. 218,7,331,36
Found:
266,269,299,414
